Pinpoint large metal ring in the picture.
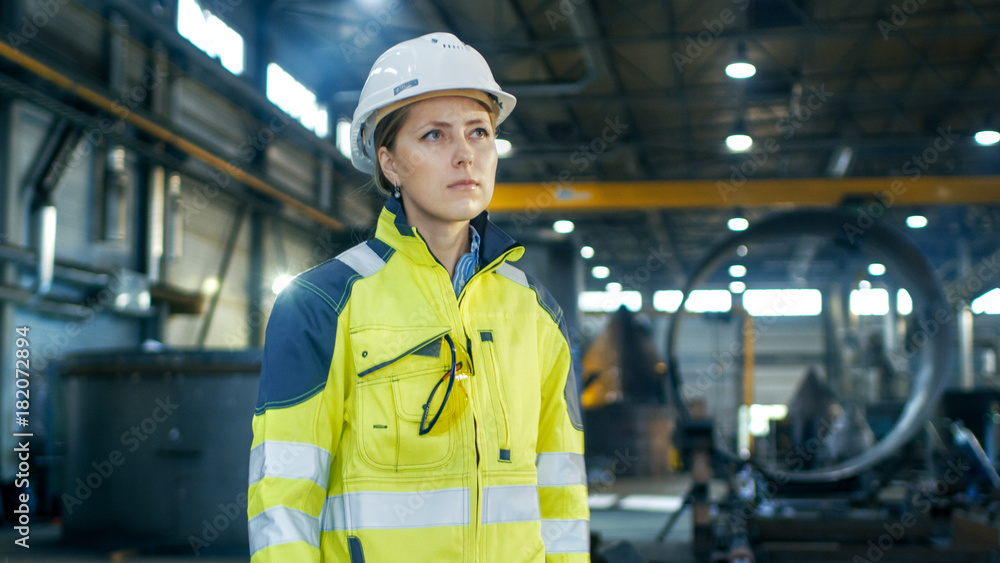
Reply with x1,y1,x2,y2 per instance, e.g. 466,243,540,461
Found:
665,208,953,483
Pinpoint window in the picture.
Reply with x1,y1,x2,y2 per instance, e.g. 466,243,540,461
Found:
850,288,889,315
579,291,642,313
653,290,683,313
897,288,913,315
267,63,329,138
177,0,245,75
653,289,733,313
336,118,352,159
742,289,822,317
972,288,1000,314
684,290,732,313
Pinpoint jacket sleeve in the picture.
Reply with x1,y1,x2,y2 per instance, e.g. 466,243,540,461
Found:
534,293,591,562
247,280,344,562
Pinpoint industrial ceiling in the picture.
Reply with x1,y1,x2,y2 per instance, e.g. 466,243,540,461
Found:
9,0,1000,296
261,0,1000,294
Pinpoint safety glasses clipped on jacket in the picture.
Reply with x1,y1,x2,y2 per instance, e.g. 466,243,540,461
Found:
420,334,465,435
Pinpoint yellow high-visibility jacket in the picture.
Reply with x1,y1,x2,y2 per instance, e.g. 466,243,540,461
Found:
248,197,589,562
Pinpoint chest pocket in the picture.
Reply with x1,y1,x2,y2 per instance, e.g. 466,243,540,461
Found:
350,325,457,471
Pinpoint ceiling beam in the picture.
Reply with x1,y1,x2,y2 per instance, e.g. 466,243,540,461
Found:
490,176,1000,212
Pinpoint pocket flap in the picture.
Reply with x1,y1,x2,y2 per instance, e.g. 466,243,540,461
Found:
350,325,450,377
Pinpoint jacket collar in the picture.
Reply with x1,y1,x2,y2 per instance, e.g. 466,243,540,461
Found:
376,196,524,269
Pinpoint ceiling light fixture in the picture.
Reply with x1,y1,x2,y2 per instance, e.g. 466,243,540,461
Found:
580,246,595,259
726,133,753,152
553,220,575,234
906,215,928,229
728,217,749,231
725,43,756,79
726,119,752,152
974,130,1000,146
726,62,756,79
591,266,610,279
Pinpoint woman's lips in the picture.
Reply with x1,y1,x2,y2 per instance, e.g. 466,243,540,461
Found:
448,180,479,189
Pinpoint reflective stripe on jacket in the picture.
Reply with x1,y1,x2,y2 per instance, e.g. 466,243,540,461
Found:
248,197,589,562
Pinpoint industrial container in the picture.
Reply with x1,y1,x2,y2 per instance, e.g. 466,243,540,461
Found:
58,349,260,554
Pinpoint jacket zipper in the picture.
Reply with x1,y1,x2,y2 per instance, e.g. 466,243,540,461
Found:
483,338,510,453
458,262,505,562
418,229,518,562
429,249,480,562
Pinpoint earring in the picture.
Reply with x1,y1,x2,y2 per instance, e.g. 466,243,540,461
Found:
393,183,401,199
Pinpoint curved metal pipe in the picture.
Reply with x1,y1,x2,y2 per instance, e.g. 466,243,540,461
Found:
665,208,953,483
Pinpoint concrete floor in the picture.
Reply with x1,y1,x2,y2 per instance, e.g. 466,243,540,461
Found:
0,521,246,562
3,474,998,562
0,474,702,562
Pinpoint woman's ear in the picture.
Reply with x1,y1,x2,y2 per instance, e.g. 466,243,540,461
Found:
378,146,398,186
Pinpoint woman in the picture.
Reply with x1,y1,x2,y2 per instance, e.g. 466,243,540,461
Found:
248,32,589,562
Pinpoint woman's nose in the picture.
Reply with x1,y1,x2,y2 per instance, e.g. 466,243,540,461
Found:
453,139,473,167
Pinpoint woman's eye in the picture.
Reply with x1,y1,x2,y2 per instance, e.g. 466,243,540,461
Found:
472,127,491,139
422,130,442,141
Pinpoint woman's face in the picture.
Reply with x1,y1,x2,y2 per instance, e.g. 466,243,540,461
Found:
378,96,498,231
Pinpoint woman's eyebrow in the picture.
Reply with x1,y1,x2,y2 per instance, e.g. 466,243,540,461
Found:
420,117,490,129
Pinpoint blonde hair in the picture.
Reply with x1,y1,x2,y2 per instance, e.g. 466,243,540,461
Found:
373,105,414,197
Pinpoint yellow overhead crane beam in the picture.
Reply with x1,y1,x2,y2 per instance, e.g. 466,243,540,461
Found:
490,176,1000,212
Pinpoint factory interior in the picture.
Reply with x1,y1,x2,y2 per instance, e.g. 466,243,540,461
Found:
1,0,1000,561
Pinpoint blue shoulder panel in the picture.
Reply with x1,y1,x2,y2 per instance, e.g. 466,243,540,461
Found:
524,273,584,431
523,272,565,330
255,242,388,414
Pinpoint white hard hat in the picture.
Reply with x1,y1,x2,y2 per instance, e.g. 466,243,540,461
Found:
350,32,517,174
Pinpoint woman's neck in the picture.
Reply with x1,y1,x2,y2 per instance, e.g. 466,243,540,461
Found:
414,220,471,279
